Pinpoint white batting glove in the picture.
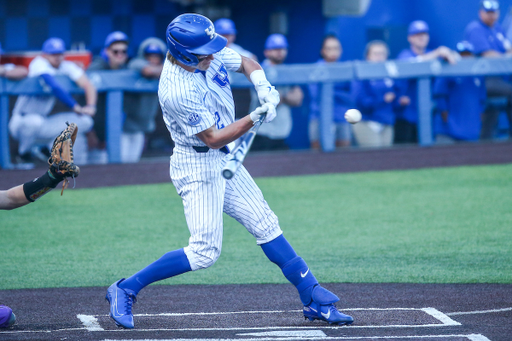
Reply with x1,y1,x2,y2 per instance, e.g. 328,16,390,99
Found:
250,69,280,107
249,103,276,124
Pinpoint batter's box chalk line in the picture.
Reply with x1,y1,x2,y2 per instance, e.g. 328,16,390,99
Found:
77,307,461,332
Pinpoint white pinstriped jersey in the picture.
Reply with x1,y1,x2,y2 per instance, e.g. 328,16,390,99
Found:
158,47,242,147
12,56,84,117
157,47,282,271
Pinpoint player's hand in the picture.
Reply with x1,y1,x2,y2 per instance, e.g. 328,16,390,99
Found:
256,83,280,107
81,105,97,117
249,103,276,124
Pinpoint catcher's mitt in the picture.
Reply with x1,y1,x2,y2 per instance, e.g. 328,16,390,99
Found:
48,122,80,195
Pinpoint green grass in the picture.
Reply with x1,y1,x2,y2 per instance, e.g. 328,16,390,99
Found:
1,164,512,289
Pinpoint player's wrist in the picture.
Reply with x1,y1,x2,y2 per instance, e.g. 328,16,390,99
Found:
250,70,271,91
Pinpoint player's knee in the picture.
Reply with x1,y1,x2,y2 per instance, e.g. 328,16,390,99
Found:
21,115,44,136
185,246,221,270
77,115,94,133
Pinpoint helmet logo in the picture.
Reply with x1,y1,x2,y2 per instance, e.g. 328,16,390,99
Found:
205,25,215,39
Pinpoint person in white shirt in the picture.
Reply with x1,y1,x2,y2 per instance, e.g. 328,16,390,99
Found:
9,37,97,166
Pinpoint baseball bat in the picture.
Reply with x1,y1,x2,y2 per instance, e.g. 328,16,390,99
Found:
222,104,271,180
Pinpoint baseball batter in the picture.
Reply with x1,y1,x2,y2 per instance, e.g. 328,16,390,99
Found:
106,13,354,329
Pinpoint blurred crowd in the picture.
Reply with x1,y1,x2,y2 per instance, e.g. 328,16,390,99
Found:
2,0,511,167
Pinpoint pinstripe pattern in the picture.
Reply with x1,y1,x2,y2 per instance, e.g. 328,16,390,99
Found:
159,48,282,271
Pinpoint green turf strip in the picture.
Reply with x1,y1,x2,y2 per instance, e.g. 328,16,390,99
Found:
1,164,511,289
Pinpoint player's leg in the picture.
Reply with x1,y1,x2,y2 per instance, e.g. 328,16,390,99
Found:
107,150,226,328
8,114,45,163
120,132,145,163
224,166,353,325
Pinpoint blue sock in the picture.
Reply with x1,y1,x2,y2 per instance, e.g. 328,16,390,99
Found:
119,248,191,295
261,235,318,305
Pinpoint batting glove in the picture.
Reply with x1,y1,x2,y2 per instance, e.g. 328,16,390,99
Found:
249,103,276,124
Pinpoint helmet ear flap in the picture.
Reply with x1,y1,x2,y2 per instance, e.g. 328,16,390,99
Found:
166,34,199,66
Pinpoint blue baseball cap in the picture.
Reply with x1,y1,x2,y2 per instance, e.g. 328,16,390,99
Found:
265,33,288,50
408,20,429,36
481,0,500,11
144,43,164,55
456,41,475,53
214,18,237,35
42,37,66,54
104,31,129,47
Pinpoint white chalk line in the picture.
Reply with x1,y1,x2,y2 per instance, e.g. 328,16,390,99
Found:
101,333,491,341
446,307,512,316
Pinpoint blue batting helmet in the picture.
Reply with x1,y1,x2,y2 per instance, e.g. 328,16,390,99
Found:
166,13,227,67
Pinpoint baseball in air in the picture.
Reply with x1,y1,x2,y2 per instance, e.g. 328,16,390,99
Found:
344,109,362,124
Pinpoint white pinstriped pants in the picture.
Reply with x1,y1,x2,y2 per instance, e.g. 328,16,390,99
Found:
170,145,283,271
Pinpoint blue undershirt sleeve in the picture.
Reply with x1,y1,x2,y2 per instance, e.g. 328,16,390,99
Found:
40,73,77,109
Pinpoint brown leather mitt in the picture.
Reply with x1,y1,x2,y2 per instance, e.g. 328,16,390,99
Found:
48,122,80,195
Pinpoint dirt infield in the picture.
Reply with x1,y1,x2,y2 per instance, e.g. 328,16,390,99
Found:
1,142,512,341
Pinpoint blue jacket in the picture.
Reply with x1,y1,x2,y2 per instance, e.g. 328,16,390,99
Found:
308,59,353,123
433,75,486,141
352,78,401,125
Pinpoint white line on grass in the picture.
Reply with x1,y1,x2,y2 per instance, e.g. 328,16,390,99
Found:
447,307,512,316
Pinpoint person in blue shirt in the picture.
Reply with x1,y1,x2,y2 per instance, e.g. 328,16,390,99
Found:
308,34,353,149
395,20,458,144
352,41,404,147
433,41,487,143
464,0,512,140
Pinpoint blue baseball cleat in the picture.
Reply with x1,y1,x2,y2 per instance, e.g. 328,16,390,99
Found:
302,285,354,325
303,302,354,325
105,279,137,329
0,305,16,328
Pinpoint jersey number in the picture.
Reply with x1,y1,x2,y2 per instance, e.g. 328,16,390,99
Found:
215,112,225,129
212,65,230,87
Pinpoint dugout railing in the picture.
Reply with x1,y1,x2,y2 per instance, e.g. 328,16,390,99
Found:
1,56,512,169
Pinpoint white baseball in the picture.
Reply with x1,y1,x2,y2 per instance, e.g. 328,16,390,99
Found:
344,109,362,124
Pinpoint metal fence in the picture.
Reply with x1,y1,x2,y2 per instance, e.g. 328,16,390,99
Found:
1,57,512,169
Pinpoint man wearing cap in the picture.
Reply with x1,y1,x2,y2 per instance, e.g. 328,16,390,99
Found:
250,33,303,151
214,18,257,61
464,0,512,140
8,37,97,166
433,41,487,143
395,20,458,144
0,43,28,80
88,31,130,163
121,37,167,163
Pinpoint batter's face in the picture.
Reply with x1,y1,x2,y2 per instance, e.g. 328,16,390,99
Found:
106,42,129,69
44,53,64,68
264,48,288,65
479,9,499,26
366,44,388,62
321,37,342,62
408,32,430,50
194,54,215,71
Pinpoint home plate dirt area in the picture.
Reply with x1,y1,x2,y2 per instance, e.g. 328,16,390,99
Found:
1,283,511,341
1,143,512,341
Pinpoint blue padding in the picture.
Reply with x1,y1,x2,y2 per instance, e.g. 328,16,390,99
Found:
260,234,297,267
312,285,339,304
40,74,77,109
281,256,318,304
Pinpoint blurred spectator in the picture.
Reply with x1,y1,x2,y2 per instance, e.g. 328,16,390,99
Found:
214,18,256,120
352,41,401,147
122,37,166,163
0,43,28,79
308,34,353,149
433,41,486,143
464,0,512,140
8,38,96,167
250,33,303,151
88,31,129,164
214,18,257,61
395,20,458,144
